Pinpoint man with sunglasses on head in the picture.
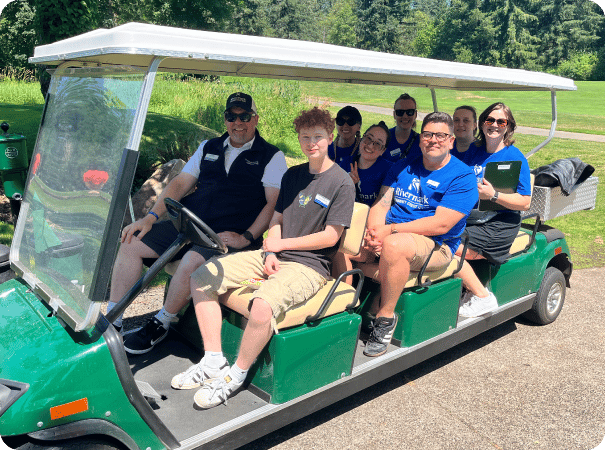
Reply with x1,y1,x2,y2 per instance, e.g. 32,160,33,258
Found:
107,92,288,355
382,93,422,164
361,112,478,357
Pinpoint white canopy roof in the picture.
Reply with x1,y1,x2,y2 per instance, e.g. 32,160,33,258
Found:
30,22,576,92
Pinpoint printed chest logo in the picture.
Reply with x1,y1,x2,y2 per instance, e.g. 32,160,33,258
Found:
299,194,312,207
396,177,429,209
473,164,484,182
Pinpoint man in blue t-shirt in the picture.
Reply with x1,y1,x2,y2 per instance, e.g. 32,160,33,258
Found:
362,112,478,357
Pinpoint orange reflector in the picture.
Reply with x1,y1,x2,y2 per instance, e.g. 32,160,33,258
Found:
555,247,562,255
50,398,88,420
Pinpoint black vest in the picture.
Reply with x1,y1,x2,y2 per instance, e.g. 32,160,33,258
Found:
180,131,279,234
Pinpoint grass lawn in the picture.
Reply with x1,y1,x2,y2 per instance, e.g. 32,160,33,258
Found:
302,81,605,135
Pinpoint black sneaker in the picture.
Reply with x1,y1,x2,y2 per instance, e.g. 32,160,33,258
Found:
124,317,169,355
363,314,398,357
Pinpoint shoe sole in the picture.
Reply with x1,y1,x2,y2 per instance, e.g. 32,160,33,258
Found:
124,329,169,355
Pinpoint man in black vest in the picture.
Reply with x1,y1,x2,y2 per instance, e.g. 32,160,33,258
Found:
107,92,288,354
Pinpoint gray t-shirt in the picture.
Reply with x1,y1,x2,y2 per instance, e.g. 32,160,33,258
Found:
275,162,355,278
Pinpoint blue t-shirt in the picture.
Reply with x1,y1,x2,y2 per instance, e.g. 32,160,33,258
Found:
328,141,358,170
383,155,478,253
465,144,532,198
341,155,393,206
451,141,479,166
381,128,422,164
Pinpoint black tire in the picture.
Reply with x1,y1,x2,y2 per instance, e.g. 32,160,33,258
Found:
523,266,566,325
11,437,121,450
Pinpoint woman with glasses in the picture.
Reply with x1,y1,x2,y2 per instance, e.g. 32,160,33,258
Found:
456,102,532,318
451,105,478,165
332,122,393,284
382,93,422,163
328,106,362,169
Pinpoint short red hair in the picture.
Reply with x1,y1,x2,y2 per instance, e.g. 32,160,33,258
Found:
293,107,335,134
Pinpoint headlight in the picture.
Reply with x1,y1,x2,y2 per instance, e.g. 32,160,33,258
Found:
0,379,29,417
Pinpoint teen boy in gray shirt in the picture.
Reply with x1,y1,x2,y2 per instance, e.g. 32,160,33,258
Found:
170,107,355,409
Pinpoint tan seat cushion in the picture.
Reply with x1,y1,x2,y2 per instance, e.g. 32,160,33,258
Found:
508,230,530,255
219,280,358,331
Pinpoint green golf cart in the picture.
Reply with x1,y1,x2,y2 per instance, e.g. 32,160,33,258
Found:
0,23,597,450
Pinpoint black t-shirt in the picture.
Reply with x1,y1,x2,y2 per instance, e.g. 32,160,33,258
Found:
275,162,355,277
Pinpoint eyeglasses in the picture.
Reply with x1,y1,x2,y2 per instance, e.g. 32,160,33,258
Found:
225,111,256,123
420,131,451,142
336,117,358,127
394,108,416,117
362,135,385,150
484,117,508,128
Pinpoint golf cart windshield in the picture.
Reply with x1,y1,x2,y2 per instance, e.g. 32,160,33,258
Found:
11,65,146,331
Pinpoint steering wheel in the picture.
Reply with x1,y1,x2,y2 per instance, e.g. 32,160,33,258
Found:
164,198,227,254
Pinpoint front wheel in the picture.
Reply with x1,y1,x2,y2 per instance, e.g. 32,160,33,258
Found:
523,266,566,325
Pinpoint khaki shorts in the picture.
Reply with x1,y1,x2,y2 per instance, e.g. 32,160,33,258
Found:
191,249,326,333
406,233,453,271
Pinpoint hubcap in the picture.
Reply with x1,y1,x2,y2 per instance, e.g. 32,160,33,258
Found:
546,282,563,315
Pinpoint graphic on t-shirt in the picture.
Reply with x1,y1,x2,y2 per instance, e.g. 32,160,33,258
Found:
298,193,312,207
396,177,428,210
473,164,483,182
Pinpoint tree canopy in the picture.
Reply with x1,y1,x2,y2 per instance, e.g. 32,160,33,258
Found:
1,0,604,80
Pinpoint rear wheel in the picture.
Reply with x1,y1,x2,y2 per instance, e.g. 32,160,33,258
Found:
523,266,566,325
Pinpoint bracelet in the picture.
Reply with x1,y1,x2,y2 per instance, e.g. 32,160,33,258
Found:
148,211,159,220
263,251,275,262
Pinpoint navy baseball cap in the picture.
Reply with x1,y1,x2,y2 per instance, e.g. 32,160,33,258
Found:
225,92,257,114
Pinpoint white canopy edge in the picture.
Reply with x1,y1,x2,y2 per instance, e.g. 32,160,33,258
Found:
30,22,576,92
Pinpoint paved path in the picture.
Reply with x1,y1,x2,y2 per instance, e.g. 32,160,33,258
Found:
332,102,605,143
242,267,605,450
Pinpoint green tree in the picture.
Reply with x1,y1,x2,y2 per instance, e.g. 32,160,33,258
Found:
262,0,323,41
535,0,604,73
356,0,411,53
0,0,36,72
326,0,358,46
483,0,541,70
432,0,500,65
109,0,237,31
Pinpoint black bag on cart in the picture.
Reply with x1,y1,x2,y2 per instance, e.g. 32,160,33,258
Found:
531,157,594,196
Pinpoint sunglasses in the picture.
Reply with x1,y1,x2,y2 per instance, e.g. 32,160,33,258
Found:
336,117,358,127
225,111,255,123
484,117,508,128
395,108,416,117
420,131,451,142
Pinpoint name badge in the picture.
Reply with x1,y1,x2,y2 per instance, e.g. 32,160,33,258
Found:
314,194,330,208
427,180,440,188
245,159,259,165
498,164,511,170
390,148,401,157
204,153,219,161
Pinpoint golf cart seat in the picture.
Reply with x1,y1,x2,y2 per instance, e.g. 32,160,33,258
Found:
219,202,370,330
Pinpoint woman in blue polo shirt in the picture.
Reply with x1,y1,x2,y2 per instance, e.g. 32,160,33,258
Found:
451,105,479,165
456,102,532,318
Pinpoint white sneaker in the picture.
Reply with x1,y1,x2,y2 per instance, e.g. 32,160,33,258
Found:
170,357,229,390
193,366,244,409
459,291,498,318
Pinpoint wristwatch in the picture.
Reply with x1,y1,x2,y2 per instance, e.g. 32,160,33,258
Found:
243,230,254,243
490,191,499,202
